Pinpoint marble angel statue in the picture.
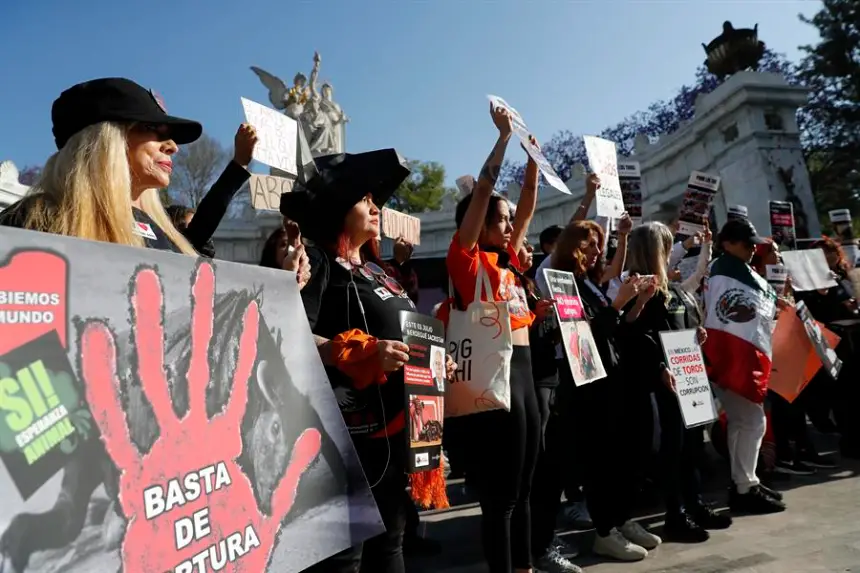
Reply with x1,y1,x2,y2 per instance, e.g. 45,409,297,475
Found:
250,53,320,120
299,53,348,155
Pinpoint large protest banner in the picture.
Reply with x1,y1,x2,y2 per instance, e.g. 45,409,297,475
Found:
0,227,382,572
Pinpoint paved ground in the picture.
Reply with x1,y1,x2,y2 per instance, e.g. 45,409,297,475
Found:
408,434,860,572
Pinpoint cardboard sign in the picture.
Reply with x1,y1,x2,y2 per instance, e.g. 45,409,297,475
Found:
381,208,421,245
486,95,569,195
583,136,625,219
678,171,721,236
241,97,298,176
769,201,796,247
0,226,383,572
618,161,642,225
770,308,841,403
727,205,748,221
659,329,718,428
249,174,295,211
399,312,445,473
542,269,607,386
797,301,842,380
766,264,788,296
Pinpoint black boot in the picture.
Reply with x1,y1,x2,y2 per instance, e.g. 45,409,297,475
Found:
663,511,710,543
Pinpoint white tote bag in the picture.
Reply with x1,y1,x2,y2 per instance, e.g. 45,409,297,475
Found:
445,260,513,417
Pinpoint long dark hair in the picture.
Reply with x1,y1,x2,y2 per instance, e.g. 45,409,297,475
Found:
260,227,287,269
454,193,506,230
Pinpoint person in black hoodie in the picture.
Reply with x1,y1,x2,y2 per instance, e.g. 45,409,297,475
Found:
543,219,658,563
618,222,733,543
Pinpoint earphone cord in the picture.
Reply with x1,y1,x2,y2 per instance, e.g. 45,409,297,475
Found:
347,271,391,489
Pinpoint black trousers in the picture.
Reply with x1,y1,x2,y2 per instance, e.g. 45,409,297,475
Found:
303,436,408,573
530,387,567,558
769,389,813,461
653,385,705,514
558,362,649,537
466,345,541,572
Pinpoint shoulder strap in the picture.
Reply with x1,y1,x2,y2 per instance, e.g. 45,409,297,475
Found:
473,257,494,302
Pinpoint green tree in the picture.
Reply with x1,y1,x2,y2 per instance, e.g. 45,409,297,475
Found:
387,159,455,214
797,0,860,228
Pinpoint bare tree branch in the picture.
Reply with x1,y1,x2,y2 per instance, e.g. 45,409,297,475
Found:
168,134,230,207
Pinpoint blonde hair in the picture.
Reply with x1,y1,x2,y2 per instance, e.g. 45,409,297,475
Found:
626,222,675,302
21,122,196,255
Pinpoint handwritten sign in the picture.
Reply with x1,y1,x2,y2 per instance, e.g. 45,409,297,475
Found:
240,98,298,176
249,174,295,211
677,171,721,236
381,208,421,245
584,136,624,218
486,95,569,195
659,329,717,428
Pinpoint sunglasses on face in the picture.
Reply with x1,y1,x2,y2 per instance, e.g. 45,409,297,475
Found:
139,123,172,141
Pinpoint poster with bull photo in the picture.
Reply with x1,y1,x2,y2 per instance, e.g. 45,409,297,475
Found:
618,161,642,225
677,171,721,237
769,201,796,248
0,226,382,573
797,301,842,380
542,269,607,386
398,311,445,473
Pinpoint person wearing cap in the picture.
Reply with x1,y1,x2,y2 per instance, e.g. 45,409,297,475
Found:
282,149,453,573
701,218,788,515
0,78,251,257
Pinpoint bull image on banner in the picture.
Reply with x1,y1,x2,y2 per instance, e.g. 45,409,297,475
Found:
0,227,382,572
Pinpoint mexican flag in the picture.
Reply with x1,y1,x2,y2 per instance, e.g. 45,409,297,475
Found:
702,254,777,403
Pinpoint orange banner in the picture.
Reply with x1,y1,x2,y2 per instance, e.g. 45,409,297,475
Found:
769,311,840,403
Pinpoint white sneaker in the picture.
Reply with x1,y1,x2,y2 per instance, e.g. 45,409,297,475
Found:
620,520,662,550
593,528,648,562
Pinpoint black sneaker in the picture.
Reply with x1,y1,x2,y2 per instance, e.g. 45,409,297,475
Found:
798,450,838,469
663,512,710,543
690,504,733,530
757,483,784,502
729,486,786,514
774,459,816,476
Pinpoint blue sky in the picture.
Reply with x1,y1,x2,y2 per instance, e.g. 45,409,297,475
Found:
0,0,820,185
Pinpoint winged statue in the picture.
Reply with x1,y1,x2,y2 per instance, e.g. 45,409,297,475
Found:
250,52,347,156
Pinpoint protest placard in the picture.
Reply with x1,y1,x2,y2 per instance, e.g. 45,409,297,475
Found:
727,205,748,221
769,201,796,247
399,312,445,473
677,171,721,236
618,161,642,225
542,269,606,386
455,175,474,196
781,249,838,292
241,97,298,176
829,208,859,266
0,226,383,572
583,136,624,219
486,95,569,195
770,307,841,402
766,264,788,296
249,174,295,211
381,208,421,245
659,329,717,428
797,301,842,380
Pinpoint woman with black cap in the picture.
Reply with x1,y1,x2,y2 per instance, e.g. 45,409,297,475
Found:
282,149,452,573
0,78,253,259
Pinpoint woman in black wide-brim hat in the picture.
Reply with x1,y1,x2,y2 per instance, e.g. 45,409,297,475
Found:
284,149,450,573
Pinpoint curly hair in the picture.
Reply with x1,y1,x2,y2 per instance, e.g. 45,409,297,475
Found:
812,235,850,277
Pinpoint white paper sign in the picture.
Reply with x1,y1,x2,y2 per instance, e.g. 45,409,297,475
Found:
381,208,421,245
240,97,298,175
781,249,839,292
486,95,569,195
765,264,788,296
583,136,624,218
659,329,718,428
248,174,295,211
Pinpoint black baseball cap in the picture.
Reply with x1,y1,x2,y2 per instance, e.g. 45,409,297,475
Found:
718,218,767,246
51,78,202,149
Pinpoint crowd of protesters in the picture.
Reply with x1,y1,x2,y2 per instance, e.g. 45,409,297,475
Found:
1,77,858,573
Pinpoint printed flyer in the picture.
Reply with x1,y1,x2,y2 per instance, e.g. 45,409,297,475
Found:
677,171,721,236
659,329,718,428
797,301,842,380
769,201,796,248
618,161,642,225
399,311,445,473
583,136,625,219
0,227,383,573
542,269,606,386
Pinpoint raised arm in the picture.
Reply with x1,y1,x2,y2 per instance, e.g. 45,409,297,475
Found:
510,147,539,254
599,213,632,284
571,174,600,223
458,104,513,251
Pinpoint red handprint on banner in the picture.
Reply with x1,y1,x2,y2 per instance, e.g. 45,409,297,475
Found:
80,262,322,572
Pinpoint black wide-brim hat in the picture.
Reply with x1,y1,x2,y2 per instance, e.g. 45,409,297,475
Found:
280,149,410,242
52,78,203,149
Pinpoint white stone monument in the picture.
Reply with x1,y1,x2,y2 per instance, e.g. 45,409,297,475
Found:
0,161,30,209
